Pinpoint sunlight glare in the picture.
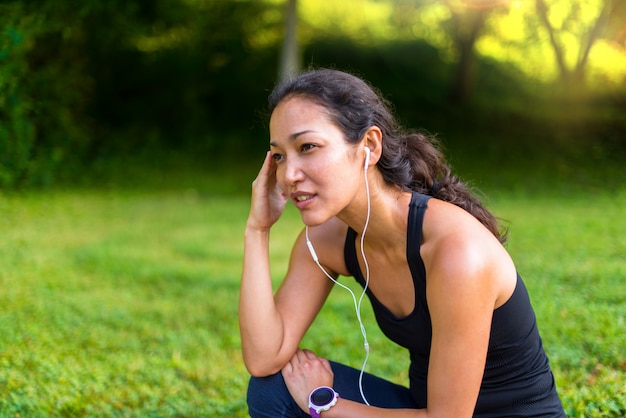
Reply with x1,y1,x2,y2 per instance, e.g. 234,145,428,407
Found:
294,0,626,86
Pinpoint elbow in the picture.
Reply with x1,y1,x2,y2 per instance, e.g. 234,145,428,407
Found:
242,346,285,377
244,358,283,378
240,335,291,377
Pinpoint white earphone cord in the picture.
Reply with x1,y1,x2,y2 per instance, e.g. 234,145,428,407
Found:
304,157,371,405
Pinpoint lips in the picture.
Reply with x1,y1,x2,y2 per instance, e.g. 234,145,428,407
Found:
291,192,316,208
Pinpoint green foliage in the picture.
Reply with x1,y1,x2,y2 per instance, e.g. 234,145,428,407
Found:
0,0,136,188
1,0,624,192
0,3,36,187
0,0,281,188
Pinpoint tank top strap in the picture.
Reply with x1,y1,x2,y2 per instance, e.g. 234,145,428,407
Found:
407,192,431,261
344,226,360,283
344,192,431,284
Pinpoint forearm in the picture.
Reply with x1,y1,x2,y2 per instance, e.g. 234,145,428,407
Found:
323,399,425,418
239,226,285,375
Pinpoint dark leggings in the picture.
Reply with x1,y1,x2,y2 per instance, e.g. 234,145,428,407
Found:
246,361,418,417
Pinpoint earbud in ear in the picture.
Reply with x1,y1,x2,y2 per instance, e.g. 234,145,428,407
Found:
364,147,370,171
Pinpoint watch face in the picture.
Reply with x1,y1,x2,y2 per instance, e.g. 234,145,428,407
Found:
311,388,334,406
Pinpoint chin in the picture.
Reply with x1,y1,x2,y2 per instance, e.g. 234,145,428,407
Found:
299,212,328,228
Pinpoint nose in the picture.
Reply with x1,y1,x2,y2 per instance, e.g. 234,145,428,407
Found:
282,156,305,186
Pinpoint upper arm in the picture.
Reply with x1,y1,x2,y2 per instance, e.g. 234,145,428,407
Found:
424,235,500,418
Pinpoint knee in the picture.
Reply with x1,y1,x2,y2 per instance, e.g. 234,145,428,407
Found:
247,372,300,417
247,372,286,400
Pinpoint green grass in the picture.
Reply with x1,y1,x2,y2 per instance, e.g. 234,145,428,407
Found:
494,192,626,417
1,175,625,416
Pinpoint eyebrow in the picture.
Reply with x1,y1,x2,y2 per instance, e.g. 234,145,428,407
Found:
270,130,316,147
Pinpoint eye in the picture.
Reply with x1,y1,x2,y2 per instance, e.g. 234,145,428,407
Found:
271,152,284,163
301,143,316,152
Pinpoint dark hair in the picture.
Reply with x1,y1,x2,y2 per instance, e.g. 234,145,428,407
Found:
268,68,507,243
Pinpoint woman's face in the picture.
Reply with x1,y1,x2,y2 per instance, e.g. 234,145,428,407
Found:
269,96,364,226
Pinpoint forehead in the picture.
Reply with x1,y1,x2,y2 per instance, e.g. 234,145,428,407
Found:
269,97,333,134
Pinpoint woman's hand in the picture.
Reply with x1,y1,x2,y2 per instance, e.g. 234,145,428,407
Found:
247,151,288,231
282,349,334,413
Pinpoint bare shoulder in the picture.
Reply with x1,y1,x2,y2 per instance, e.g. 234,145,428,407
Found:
421,198,516,309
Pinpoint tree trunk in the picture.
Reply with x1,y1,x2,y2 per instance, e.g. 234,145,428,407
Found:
278,0,299,81
536,0,570,84
449,9,487,104
573,0,613,86
536,0,614,91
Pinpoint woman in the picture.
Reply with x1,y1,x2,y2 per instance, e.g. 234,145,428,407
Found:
240,68,565,417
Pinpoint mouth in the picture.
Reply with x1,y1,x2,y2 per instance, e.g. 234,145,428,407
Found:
292,193,316,208
294,194,314,202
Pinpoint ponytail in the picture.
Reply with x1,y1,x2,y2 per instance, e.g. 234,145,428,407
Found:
379,130,508,243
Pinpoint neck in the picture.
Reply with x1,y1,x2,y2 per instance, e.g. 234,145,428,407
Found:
338,174,411,251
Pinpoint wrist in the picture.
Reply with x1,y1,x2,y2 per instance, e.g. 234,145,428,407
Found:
308,386,339,418
245,223,271,237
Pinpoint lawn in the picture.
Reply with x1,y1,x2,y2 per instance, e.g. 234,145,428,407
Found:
1,172,625,417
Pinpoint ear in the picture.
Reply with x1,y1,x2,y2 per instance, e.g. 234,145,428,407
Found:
362,126,383,168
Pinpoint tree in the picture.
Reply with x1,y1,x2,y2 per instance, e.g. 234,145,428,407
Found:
278,0,300,81
388,0,506,104
535,0,621,90
442,0,509,104
0,0,283,188
0,0,136,187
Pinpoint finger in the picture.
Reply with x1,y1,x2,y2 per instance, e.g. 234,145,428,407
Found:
301,349,318,361
265,151,278,177
252,150,271,177
264,153,280,192
290,349,307,366
282,361,292,375
295,348,310,363
320,357,333,375
261,150,272,171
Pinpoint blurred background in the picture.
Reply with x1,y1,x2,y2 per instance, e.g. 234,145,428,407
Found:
2,3,625,415
1,0,625,191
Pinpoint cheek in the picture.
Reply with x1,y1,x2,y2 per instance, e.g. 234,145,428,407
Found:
275,165,287,186
322,165,359,194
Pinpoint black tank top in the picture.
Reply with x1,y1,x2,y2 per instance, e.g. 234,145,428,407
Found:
344,192,565,417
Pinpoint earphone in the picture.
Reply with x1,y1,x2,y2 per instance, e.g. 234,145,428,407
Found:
305,146,372,405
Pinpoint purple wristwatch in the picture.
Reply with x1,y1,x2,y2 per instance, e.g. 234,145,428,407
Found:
308,386,340,417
